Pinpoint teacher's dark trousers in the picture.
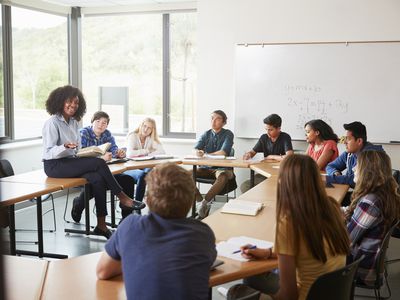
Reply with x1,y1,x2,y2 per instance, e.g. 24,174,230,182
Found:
43,157,123,217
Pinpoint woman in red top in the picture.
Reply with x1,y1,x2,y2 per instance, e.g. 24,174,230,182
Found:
304,119,339,170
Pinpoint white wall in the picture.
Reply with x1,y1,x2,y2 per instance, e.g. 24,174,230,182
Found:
2,0,400,185
197,0,400,186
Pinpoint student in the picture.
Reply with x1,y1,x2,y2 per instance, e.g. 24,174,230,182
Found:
326,121,384,188
235,155,349,300
194,110,234,219
124,118,165,204
42,85,139,239
304,119,339,170
71,111,141,223
241,114,293,193
344,150,400,286
96,163,217,300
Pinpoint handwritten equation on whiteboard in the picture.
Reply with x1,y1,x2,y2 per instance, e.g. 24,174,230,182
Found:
284,84,349,129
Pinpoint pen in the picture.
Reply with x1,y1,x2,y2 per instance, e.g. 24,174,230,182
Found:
232,245,257,254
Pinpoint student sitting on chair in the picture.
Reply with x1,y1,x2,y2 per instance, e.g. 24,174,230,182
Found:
241,114,293,193
124,118,165,205
193,110,234,219
97,163,217,300
343,150,400,286
326,121,383,188
233,155,349,300
71,111,138,224
304,119,339,170
42,85,142,239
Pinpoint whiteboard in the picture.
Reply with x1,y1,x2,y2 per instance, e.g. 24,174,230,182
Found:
234,42,400,143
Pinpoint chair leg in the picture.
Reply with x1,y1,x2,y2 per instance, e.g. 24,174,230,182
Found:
63,189,71,223
50,194,56,232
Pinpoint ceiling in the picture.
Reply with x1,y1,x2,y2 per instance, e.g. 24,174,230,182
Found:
41,0,193,7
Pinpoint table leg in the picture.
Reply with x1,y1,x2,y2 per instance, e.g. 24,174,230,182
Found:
250,169,255,188
191,165,197,218
15,196,68,259
8,205,16,255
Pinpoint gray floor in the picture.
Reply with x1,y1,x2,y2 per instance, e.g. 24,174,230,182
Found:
2,192,400,299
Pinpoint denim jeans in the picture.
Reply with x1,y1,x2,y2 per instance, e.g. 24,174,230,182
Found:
123,168,151,202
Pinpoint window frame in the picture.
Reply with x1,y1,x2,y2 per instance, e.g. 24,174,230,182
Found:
0,4,196,143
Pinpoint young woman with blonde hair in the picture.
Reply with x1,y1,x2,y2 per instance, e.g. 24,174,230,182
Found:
345,150,400,286
238,154,350,300
124,118,165,204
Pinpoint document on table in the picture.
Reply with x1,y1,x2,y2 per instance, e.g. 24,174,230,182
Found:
216,236,274,262
221,199,264,216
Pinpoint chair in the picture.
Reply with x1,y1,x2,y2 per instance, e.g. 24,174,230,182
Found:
226,284,261,300
386,169,400,265
305,256,363,300
355,220,399,299
196,148,238,202
0,159,56,233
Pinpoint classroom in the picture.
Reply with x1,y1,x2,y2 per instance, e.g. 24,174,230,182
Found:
1,1,400,300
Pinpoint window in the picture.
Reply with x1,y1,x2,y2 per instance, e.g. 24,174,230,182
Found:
0,6,196,142
169,12,197,134
82,12,196,137
82,14,163,134
12,7,68,139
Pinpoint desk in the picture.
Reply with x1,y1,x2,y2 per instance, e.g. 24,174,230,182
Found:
40,251,270,300
3,255,48,300
0,182,66,258
182,158,258,216
41,252,125,300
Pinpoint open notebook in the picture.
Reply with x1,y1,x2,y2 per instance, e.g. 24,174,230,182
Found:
217,236,274,262
221,199,263,216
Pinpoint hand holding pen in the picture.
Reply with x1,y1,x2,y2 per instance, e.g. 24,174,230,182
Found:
236,244,273,260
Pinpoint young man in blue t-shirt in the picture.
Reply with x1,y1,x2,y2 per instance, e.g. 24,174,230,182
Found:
97,163,217,300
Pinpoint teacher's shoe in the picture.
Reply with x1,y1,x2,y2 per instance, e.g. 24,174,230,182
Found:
93,226,113,239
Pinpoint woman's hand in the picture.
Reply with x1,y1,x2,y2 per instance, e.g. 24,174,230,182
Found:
64,142,78,149
240,244,272,260
116,148,126,158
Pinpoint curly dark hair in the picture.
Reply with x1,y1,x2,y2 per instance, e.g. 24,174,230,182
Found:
45,85,87,121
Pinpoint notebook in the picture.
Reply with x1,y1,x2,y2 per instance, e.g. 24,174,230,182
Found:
216,236,274,262
221,199,263,216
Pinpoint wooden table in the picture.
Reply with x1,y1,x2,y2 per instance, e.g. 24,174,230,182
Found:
41,252,125,300
3,255,49,300
181,158,259,216
0,181,66,258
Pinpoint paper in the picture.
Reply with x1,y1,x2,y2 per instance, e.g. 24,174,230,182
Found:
129,156,155,161
153,154,174,160
204,154,225,159
216,236,274,261
225,156,236,160
221,199,263,216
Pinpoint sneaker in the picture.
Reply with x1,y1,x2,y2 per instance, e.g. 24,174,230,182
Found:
71,197,84,223
198,200,211,219
217,287,228,298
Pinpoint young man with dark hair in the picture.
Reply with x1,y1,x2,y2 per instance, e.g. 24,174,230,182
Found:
194,110,235,218
241,113,293,192
97,163,216,300
326,121,384,188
